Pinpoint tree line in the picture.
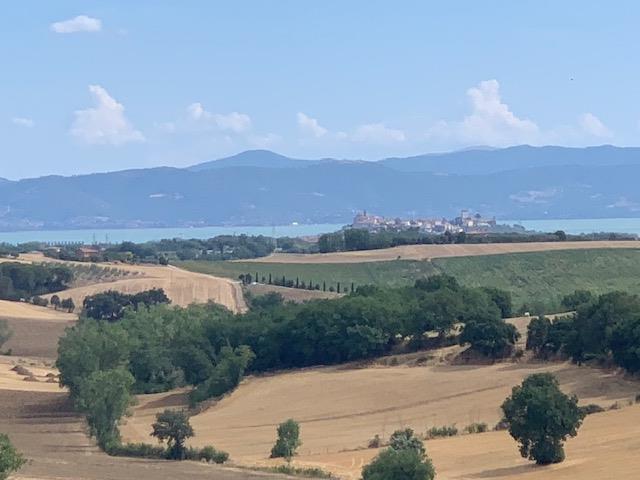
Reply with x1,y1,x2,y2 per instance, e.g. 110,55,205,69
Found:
318,228,636,253
526,289,640,374
0,262,73,301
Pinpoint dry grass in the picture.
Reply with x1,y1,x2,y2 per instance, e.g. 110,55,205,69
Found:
246,241,640,264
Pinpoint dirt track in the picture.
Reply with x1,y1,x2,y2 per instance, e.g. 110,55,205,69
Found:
245,241,640,264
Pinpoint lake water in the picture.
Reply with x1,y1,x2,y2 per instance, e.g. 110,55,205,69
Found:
504,218,640,235
2,218,640,245
0,224,346,245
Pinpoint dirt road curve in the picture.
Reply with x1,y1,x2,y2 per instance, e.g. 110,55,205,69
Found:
244,240,640,264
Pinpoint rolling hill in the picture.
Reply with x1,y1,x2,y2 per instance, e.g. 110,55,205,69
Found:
3,145,640,230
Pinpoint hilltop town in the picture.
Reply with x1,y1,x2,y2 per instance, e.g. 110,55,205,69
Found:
351,209,498,234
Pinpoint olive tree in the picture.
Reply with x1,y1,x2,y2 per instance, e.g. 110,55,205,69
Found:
270,419,301,461
501,373,585,465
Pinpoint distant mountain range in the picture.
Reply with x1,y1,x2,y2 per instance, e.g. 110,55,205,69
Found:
2,145,640,231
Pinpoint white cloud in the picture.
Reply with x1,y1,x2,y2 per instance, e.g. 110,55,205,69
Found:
71,85,144,145
579,113,612,138
11,117,34,128
297,112,327,138
50,15,102,34
249,133,281,148
352,123,406,143
428,79,539,147
186,102,251,133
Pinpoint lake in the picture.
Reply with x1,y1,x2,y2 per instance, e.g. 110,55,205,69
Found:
2,218,640,245
0,224,346,245
504,218,640,235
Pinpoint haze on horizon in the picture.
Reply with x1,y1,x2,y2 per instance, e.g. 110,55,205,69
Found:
2,1,640,180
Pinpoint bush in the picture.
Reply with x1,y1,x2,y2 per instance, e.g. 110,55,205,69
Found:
260,465,334,478
362,448,435,480
464,422,488,434
368,434,382,449
425,425,458,439
578,404,605,416
107,442,166,459
195,445,229,464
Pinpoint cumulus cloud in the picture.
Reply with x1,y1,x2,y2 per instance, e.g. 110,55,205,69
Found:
297,112,327,138
71,85,144,145
186,102,251,133
50,15,102,33
11,117,34,128
429,79,539,147
352,123,406,143
579,113,612,138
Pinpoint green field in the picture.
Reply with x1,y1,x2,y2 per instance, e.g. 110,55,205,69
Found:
177,259,438,291
178,249,640,312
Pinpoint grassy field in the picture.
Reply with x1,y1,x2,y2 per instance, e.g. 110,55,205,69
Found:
179,248,640,311
177,259,438,291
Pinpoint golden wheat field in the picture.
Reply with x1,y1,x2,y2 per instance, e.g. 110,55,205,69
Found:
244,240,640,264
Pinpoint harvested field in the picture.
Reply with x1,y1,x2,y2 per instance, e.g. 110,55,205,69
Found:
18,253,247,313
122,357,640,473
300,404,640,479
0,387,289,480
0,299,76,359
246,240,640,264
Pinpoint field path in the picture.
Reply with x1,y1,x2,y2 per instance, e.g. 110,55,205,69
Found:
244,240,640,264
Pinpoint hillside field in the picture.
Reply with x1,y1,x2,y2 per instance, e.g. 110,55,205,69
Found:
180,248,640,310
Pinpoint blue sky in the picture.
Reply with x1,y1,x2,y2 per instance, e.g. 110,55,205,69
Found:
2,1,639,179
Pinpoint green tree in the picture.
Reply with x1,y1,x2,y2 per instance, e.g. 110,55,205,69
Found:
501,373,585,465
0,434,26,480
561,290,593,311
270,419,301,461
460,317,520,358
362,429,434,480
50,294,60,310
151,410,194,460
525,316,551,356
76,367,135,449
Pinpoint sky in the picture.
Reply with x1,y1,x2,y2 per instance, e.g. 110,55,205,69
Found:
2,1,640,180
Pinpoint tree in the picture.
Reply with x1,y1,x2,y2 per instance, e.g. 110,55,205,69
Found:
270,419,301,461
525,316,551,356
0,320,12,351
561,290,593,311
0,434,26,480
60,297,75,313
151,410,194,460
501,373,585,465
362,429,434,480
76,367,135,449
460,317,520,358
50,294,60,310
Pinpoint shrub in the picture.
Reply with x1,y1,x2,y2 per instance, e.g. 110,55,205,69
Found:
270,419,301,461
389,429,425,454
107,442,166,459
260,465,334,478
426,425,458,439
464,422,488,434
368,434,382,449
362,448,435,480
196,445,229,464
579,404,605,416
